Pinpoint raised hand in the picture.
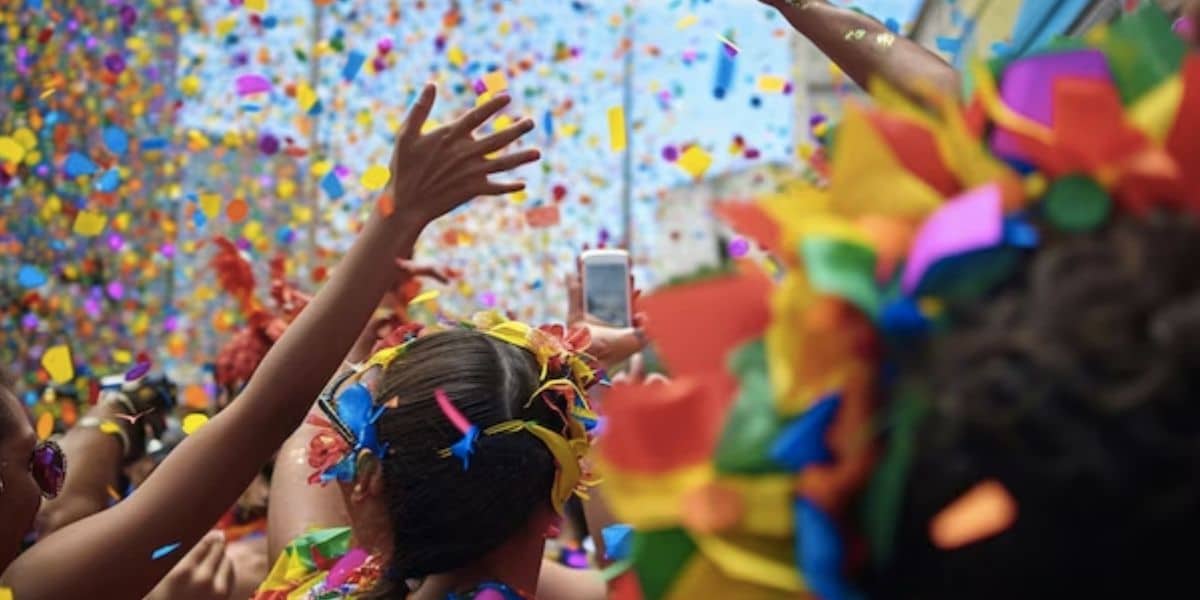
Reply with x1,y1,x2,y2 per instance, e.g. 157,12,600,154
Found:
388,83,540,227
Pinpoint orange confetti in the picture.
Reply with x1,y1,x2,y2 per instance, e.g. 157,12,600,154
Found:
226,198,249,222
182,384,209,410
377,192,395,217
36,411,54,441
929,479,1018,550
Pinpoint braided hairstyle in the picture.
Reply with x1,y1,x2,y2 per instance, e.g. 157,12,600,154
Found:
872,212,1200,597
362,329,568,594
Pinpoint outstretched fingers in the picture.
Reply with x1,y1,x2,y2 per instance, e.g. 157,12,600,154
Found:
400,83,437,141
473,117,535,155
451,93,512,136
479,148,541,175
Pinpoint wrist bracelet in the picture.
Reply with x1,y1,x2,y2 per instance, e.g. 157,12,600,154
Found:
77,416,132,458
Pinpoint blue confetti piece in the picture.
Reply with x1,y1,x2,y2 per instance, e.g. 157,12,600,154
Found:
601,524,634,561
936,36,962,54
94,168,120,192
141,137,168,150
151,542,181,560
449,425,480,470
321,171,344,199
343,50,366,82
17,264,47,289
63,152,97,177
307,99,323,116
769,394,841,471
713,39,736,99
102,126,129,157
796,499,854,600
1004,218,1039,248
884,18,900,33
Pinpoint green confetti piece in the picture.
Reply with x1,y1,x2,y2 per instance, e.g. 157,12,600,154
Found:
1043,174,1112,232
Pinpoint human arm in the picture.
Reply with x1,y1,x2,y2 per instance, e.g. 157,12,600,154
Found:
1,85,538,600
536,561,606,600
36,385,171,535
760,0,959,101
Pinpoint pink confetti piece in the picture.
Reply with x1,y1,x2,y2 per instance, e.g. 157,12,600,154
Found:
435,388,472,435
234,73,272,96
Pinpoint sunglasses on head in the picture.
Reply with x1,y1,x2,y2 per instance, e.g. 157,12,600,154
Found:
1,440,66,500
316,365,385,449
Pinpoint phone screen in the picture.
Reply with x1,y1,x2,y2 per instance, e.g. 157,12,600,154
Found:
584,262,630,327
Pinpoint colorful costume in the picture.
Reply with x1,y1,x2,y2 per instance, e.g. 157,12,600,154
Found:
253,528,382,600
597,4,1198,599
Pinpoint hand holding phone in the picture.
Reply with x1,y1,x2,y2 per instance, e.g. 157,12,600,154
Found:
580,249,632,328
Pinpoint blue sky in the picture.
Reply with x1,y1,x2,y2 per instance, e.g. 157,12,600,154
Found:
176,0,924,322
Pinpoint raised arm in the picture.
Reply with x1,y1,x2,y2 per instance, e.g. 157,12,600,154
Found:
760,0,959,101
1,85,539,600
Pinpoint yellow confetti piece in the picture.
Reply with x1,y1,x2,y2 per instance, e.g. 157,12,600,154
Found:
676,146,712,179
36,412,54,441
607,106,627,152
41,345,74,385
0,586,13,600
447,45,466,67
676,14,699,29
296,82,317,112
0,136,25,164
182,413,210,435
113,349,132,364
13,127,35,149
245,0,267,12
408,289,441,305
215,15,236,37
99,420,122,435
180,74,201,97
277,178,296,199
482,70,509,93
360,164,390,191
72,210,107,237
756,74,788,94
199,193,221,219
311,160,332,177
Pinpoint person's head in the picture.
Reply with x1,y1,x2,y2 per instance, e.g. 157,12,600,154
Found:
873,212,1200,596
338,327,579,594
0,366,44,570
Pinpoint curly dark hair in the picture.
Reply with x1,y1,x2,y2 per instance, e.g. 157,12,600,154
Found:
361,329,566,596
871,212,1200,597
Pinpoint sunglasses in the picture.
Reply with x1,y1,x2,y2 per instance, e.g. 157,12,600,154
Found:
1,440,66,500
316,365,385,449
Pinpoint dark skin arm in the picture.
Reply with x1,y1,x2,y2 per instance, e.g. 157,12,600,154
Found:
1,85,538,600
33,421,122,536
760,0,959,101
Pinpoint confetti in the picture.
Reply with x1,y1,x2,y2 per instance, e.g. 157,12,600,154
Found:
0,136,26,164
676,146,713,179
73,211,108,237
408,289,441,305
607,106,627,152
182,413,210,435
17,264,48,288
342,50,367,82
125,359,152,381
151,542,182,560
234,73,272,96
36,411,54,441
929,480,1018,550
245,0,267,12
676,14,699,30
0,586,11,600
481,70,509,93
756,74,788,93
296,82,318,112
41,345,74,384
361,164,390,191
63,151,97,177
102,126,129,157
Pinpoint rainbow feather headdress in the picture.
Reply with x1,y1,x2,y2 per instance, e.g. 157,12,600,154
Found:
597,5,1199,599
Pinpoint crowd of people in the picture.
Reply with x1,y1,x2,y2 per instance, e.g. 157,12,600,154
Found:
3,0,1200,598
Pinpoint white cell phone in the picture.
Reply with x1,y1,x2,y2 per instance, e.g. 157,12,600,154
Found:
580,249,632,328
